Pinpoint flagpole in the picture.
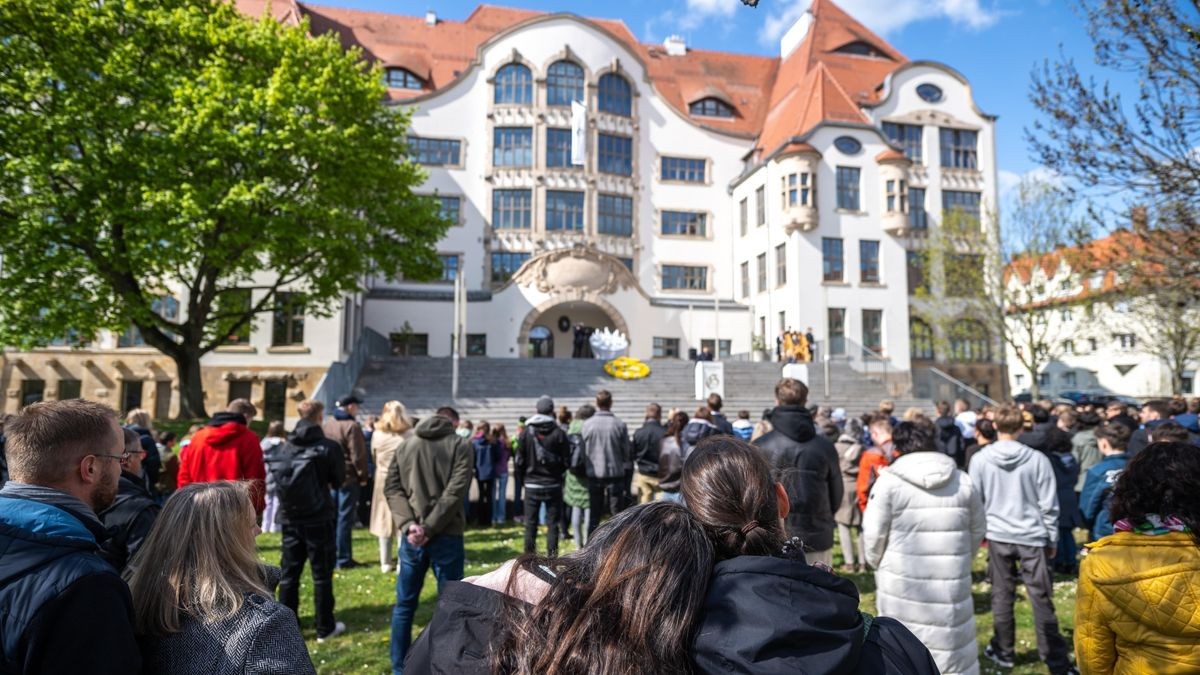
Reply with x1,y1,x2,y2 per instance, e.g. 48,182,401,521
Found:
452,272,462,401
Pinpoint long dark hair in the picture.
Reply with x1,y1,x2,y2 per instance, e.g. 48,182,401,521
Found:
1109,441,1200,544
680,436,786,559
665,410,689,447
491,501,714,675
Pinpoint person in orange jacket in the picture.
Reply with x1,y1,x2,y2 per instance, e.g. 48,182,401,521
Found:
856,413,895,513
1075,441,1200,674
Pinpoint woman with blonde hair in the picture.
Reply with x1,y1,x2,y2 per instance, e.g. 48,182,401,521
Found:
370,400,413,573
126,482,315,674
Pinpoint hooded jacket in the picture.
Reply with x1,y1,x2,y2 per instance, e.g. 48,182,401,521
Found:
834,432,864,527
515,415,570,490
264,420,345,526
384,416,473,539
1075,531,1200,674
967,439,1059,547
862,451,986,675
934,415,965,467
681,419,720,460
98,471,161,572
754,406,842,552
323,408,368,487
177,412,266,513
692,554,938,675
1079,453,1129,540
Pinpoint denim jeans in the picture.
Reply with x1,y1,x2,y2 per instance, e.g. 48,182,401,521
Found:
278,520,337,636
390,534,464,675
334,482,360,567
492,474,509,524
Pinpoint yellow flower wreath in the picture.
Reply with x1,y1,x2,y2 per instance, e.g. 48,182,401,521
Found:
604,356,650,380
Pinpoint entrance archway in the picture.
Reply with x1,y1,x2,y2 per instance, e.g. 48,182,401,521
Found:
518,297,628,360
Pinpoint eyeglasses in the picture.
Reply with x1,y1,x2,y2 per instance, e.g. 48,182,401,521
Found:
89,452,130,462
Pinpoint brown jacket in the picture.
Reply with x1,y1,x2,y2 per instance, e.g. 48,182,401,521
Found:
323,413,368,487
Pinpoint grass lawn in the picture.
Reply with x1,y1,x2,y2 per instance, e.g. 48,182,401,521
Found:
258,525,1078,675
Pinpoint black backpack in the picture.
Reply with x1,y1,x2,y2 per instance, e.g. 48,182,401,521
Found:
567,432,588,478
528,427,567,475
264,443,327,523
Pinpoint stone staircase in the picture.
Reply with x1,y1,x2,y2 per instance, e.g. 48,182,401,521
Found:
353,357,934,429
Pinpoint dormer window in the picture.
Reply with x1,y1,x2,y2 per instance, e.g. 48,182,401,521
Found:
385,68,424,90
689,98,735,119
833,41,891,59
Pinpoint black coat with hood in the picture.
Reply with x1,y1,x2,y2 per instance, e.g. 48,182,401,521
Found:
514,414,570,489
264,420,345,526
692,553,938,675
753,406,842,552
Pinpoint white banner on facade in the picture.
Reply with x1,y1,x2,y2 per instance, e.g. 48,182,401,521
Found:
570,100,587,166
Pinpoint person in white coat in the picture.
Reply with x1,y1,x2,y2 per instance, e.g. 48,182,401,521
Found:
863,419,987,675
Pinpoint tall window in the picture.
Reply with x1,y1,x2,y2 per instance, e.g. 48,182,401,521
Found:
438,255,460,282
493,127,532,167
828,308,846,356
782,173,814,207
653,337,681,358
597,194,633,236
756,253,767,292
909,187,927,229
885,180,907,214
860,240,880,283
661,210,706,237
948,320,990,361
436,195,461,225
219,289,252,345
740,262,750,298
494,63,533,104
597,73,632,116
942,190,981,226
597,134,632,176
836,167,861,210
910,317,934,360
493,189,531,229
545,128,573,167
1116,333,1136,350
822,237,844,282
862,309,883,353
756,186,766,226
384,68,424,90
662,265,707,291
946,253,985,296
547,60,584,106
739,198,748,236
940,128,978,169
689,98,735,118
775,243,787,286
661,157,706,182
906,251,927,294
271,292,305,346
58,379,82,401
408,137,461,166
882,122,923,163
545,190,585,231
490,252,530,284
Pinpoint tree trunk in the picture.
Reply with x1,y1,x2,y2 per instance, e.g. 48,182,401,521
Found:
172,349,209,419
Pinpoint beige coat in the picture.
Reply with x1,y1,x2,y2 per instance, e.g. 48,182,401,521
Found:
369,429,412,538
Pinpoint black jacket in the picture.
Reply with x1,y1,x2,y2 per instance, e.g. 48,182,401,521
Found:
515,416,570,489
934,415,965,467
264,420,345,525
632,419,666,475
405,581,502,674
1018,422,1073,455
693,554,937,675
754,406,842,552
98,472,160,572
126,425,162,494
1128,418,1167,456
710,411,735,435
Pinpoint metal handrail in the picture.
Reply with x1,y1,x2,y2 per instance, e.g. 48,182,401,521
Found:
927,366,999,407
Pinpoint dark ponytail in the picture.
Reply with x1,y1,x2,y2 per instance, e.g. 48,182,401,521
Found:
681,436,786,559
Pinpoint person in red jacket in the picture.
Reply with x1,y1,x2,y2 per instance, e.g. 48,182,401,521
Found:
177,399,266,514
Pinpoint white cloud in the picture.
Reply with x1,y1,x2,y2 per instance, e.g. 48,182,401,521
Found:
759,0,1001,46
998,169,1021,199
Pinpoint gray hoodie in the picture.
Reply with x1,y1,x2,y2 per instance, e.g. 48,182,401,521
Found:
966,439,1059,547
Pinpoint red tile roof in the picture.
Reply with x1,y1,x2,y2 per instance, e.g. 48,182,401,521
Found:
237,0,907,146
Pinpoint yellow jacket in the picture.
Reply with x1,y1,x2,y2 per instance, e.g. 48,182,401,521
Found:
1075,531,1200,674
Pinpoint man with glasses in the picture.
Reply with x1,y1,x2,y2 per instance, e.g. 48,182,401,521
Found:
0,399,141,674
99,428,161,573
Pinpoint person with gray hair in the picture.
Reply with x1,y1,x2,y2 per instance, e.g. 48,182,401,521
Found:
0,399,141,674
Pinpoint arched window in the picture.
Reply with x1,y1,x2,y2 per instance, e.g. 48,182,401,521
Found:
384,68,424,90
547,61,584,107
597,73,632,116
689,97,735,118
948,319,990,362
494,63,532,104
910,317,934,360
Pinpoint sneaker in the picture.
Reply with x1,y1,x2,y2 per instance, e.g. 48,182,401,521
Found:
317,622,347,643
336,560,362,570
984,644,1015,668
380,563,393,573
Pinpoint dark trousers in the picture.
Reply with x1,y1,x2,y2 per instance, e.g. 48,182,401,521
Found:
391,534,464,675
1054,526,1077,570
523,486,563,556
334,482,359,566
586,476,626,537
987,540,1071,672
475,478,494,526
278,520,336,637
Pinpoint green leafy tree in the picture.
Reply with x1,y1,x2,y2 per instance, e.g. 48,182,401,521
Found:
0,0,446,417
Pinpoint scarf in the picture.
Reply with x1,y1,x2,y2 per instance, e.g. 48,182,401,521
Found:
1113,513,1191,536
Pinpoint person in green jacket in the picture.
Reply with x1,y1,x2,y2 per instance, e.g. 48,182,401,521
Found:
564,405,594,546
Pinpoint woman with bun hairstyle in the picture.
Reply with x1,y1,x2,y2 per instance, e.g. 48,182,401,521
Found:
681,435,937,675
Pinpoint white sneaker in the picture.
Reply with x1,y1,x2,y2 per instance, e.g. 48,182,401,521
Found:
317,621,347,643
380,563,393,573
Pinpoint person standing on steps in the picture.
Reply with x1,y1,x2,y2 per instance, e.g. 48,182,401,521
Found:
266,399,347,643
631,403,665,504
515,396,571,556
582,389,631,536
323,395,369,569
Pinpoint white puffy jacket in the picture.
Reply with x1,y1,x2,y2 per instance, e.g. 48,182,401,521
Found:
862,451,987,675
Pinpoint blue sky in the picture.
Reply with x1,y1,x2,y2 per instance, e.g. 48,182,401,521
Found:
311,0,1123,202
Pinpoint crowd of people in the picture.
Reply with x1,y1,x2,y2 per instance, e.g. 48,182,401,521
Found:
0,384,1197,675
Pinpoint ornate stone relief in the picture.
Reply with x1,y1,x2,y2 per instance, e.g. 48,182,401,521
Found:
510,244,645,297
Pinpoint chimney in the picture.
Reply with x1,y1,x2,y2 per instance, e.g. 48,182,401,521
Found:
663,35,687,56
780,10,814,58
1131,205,1148,235
425,9,437,26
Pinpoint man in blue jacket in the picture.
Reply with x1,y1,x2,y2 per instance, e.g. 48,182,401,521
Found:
1080,421,1132,541
0,399,141,674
